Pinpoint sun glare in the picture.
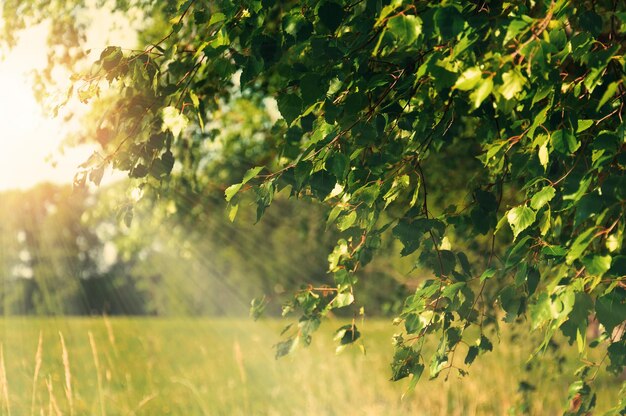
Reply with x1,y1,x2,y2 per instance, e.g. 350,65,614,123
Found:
0,28,98,191
0,11,138,192
0,68,98,191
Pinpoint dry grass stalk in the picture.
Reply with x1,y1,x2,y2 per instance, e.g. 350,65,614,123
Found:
58,332,74,416
45,376,62,416
233,339,249,414
88,331,106,416
31,331,43,416
133,393,157,413
0,344,11,416
103,315,116,351
233,339,247,384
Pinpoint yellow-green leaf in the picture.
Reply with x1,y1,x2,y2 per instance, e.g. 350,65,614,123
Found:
499,70,525,100
470,77,493,109
454,67,482,91
507,205,536,239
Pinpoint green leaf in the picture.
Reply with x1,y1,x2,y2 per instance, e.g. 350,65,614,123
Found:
541,245,567,258
608,256,626,277
581,255,612,277
228,203,239,222
529,292,552,330
445,327,462,350
475,189,497,212
310,170,336,200
294,160,313,189
457,252,472,277
549,28,567,50
479,335,493,353
596,292,626,334
393,218,445,256
504,19,531,45
224,183,242,202
505,236,533,268
334,292,355,308
351,184,380,207
606,234,620,252
404,313,422,334
391,346,423,382
193,9,209,24
597,81,619,111
275,338,297,359
242,166,264,184
563,176,592,204
429,353,448,379
151,150,175,178
301,73,325,105
454,67,482,91
538,207,551,236
530,186,556,210
326,205,343,229
499,285,522,322
337,211,357,231
480,267,497,282
527,105,548,139
538,143,549,170
470,77,493,109
225,166,263,202
129,163,148,178
566,227,596,265
434,6,464,39
89,165,105,186
607,342,626,375
100,46,123,71
387,14,421,47
317,1,344,32
507,205,536,239
383,175,410,208
208,12,226,26
162,106,189,137
299,317,321,339
393,219,423,256
250,296,268,320
527,267,540,296
326,152,349,181
334,324,361,345
277,94,303,125
122,206,133,228
499,70,525,100
465,346,479,365
550,129,580,154
576,119,594,133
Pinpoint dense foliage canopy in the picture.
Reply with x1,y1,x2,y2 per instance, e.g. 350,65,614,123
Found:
3,0,626,412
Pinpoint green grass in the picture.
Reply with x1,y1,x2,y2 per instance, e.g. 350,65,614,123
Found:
0,317,621,415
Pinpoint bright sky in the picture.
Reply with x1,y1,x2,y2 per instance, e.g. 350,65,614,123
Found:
0,8,138,191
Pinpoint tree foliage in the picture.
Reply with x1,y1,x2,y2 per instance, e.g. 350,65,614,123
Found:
3,0,626,412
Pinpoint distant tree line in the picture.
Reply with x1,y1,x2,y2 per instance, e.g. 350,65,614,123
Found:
0,182,410,316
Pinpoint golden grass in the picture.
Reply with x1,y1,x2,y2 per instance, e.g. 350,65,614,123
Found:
0,317,621,415
0,343,11,416
30,331,42,416
88,331,105,416
58,331,73,416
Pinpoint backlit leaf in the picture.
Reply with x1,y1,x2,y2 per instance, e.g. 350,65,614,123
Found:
507,205,536,239
530,186,556,210
499,70,525,100
454,67,482,91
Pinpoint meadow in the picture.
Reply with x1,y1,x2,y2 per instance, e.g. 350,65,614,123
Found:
0,317,621,415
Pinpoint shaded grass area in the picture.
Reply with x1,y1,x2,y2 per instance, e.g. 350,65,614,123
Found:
0,317,621,415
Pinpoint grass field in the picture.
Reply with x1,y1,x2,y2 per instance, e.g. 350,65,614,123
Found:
0,317,621,415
